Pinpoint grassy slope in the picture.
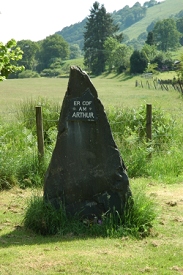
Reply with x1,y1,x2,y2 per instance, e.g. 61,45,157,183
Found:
123,0,182,40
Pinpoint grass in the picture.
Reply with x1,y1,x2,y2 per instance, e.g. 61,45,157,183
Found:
1,72,183,273
0,180,183,274
23,181,156,238
1,71,183,187
0,71,181,116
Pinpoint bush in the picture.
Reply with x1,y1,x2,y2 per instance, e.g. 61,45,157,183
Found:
18,70,40,78
40,68,62,77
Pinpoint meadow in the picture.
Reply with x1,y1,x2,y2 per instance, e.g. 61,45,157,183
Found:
0,72,183,274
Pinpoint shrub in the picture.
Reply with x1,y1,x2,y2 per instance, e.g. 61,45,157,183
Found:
18,70,40,78
40,68,62,77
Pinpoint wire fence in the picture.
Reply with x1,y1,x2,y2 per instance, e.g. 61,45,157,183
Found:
1,104,183,160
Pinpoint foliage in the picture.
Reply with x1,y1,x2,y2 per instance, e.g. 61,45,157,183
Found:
112,2,147,31
142,44,158,62
143,0,159,8
146,19,158,33
176,17,183,45
151,51,174,71
130,50,148,73
153,18,181,51
145,31,155,45
0,98,182,190
40,68,62,77
104,37,133,73
83,1,122,75
23,182,157,238
103,37,119,72
16,40,39,71
24,195,68,235
36,34,70,71
58,2,147,51
0,39,24,81
107,105,178,179
0,122,47,190
69,44,82,59
123,182,157,237
16,97,60,134
141,44,174,72
18,70,40,78
176,52,183,80
56,18,87,50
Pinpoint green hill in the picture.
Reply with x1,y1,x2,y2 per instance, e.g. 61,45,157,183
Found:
124,0,183,40
56,0,183,49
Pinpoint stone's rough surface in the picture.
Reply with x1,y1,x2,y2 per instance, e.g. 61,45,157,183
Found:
44,66,132,219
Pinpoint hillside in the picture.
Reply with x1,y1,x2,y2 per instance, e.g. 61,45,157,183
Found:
56,0,183,49
124,0,183,40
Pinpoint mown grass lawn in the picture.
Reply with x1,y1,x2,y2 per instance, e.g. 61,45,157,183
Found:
0,71,180,115
0,179,183,275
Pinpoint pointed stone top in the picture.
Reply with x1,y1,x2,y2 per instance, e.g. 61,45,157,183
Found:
67,66,98,98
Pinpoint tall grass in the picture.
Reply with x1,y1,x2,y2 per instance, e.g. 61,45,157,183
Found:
23,182,157,238
1,99,183,190
107,105,183,182
0,98,60,190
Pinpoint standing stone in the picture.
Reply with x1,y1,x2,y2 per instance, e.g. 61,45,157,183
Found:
44,66,132,220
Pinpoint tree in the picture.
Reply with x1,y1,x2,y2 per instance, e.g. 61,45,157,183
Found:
142,44,158,63
153,18,180,51
176,17,183,45
69,44,82,59
113,44,133,73
104,37,132,73
16,40,39,70
0,39,24,81
130,50,148,74
104,37,119,72
37,34,70,71
83,1,122,75
145,31,155,46
176,52,183,80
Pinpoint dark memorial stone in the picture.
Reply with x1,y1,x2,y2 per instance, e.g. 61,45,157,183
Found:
44,66,132,220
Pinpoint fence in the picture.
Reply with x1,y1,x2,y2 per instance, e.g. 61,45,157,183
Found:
1,103,183,162
135,78,183,94
34,104,166,160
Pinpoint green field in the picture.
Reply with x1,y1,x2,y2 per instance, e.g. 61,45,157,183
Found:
0,71,182,117
1,73,183,274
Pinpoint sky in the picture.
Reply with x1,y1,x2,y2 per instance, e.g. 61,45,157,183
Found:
0,0,160,44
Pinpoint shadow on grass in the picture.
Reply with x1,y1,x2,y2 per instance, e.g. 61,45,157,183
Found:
0,226,95,248
98,72,134,81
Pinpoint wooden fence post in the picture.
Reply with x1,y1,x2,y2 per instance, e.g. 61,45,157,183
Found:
146,104,152,158
36,106,44,160
146,104,152,141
